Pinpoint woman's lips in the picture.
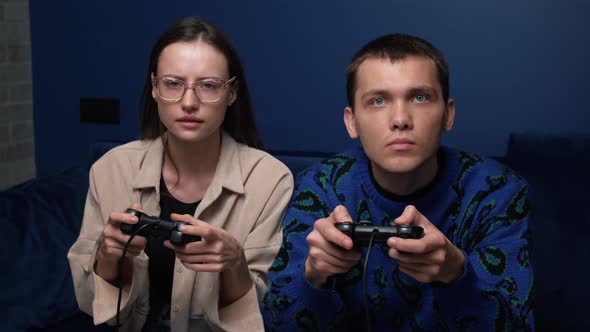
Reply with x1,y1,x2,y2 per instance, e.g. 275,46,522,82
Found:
176,116,203,128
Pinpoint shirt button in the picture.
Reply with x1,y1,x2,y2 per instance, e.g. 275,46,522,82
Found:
173,305,179,312
177,266,183,273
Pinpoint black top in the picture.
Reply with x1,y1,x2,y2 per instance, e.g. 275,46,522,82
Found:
145,176,199,309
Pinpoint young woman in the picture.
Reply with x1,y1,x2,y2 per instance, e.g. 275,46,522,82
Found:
68,17,293,332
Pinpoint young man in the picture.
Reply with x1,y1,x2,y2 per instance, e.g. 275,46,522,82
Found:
261,34,534,331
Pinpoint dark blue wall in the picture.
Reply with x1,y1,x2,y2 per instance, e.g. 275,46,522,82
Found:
30,0,590,176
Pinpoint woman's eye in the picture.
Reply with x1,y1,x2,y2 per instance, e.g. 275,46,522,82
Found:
200,81,220,90
164,79,183,89
370,97,386,106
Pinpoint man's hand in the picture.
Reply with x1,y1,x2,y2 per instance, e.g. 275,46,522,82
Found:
387,205,465,284
304,205,363,288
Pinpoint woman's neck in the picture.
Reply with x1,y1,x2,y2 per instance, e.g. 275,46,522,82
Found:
162,131,222,202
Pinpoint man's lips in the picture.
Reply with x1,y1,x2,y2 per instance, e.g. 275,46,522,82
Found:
386,138,415,151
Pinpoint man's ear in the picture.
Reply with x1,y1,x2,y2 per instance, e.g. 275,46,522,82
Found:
443,98,455,132
343,106,359,139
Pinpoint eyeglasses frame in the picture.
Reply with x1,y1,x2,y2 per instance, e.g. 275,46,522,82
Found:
152,76,237,103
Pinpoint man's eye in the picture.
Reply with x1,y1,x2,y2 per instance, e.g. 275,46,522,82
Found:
414,94,429,103
370,97,386,106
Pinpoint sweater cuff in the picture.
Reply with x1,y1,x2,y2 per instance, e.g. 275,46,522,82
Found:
432,248,476,294
297,271,342,309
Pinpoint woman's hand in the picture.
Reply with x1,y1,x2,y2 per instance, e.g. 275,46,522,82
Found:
164,213,253,306
95,203,147,284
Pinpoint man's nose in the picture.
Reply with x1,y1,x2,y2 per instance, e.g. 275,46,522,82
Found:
389,100,412,130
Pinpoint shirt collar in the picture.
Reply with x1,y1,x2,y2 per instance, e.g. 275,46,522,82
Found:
212,131,245,195
132,138,164,190
131,131,245,195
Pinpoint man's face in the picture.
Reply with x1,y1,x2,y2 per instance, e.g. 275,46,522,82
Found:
344,55,455,178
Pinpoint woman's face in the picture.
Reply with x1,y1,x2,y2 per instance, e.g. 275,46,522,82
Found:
152,41,236,144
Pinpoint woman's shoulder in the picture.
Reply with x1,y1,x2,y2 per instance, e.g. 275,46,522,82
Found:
91,139,160,172
236,144,292,179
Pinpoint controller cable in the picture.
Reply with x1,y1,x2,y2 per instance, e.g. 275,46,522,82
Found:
362,230,378,332
115,222,155,330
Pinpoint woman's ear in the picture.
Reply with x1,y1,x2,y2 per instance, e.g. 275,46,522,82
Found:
227,80,238,107
151,73,158,100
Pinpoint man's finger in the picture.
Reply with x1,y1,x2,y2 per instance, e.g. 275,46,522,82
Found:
316,219,354,250
331,205,352,223
309,246,360,269
307,257,354,275
388,247,440,265
393,205,418,225
390,234,445,254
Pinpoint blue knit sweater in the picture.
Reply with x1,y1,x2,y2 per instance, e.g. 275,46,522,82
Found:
261,146,534,331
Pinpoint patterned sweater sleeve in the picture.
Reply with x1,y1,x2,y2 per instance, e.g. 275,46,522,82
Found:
261,166,347,331
432,174,535,331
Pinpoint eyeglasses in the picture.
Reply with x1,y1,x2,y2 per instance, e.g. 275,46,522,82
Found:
152,76,236,103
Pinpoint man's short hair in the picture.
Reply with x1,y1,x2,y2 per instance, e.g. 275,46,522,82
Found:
346,33,450,107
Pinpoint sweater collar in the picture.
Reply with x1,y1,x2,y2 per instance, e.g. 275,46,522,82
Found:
356,145,459,210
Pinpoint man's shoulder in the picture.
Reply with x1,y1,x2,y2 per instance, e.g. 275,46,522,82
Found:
445,147,528,189
296,148,360,179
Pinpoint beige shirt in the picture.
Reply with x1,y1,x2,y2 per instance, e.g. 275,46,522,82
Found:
67,132,293,332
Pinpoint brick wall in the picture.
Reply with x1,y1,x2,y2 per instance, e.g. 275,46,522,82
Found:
0,0,35,189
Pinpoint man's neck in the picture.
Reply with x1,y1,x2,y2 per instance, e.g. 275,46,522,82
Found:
370,153,440,197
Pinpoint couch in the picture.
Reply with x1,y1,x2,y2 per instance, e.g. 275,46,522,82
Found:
1,133,588,331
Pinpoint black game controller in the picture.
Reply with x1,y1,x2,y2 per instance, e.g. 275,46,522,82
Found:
120,208,201,246
335,221,424,246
